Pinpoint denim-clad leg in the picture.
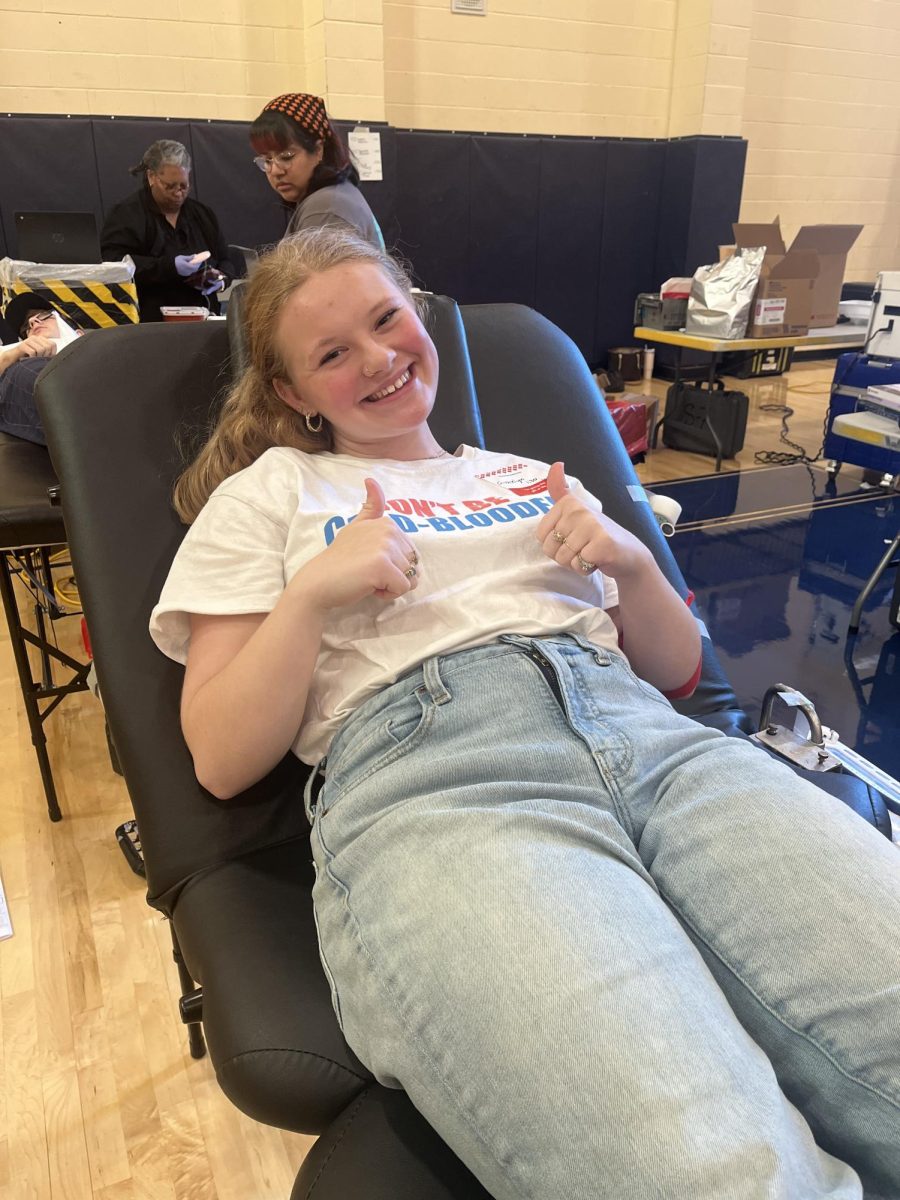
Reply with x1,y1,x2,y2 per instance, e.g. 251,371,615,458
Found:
309,636,900,1200
0,357,49,445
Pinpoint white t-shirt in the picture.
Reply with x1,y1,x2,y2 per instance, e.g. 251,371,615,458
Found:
150,445,621,763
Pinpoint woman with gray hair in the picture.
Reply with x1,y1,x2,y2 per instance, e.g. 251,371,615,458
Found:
100,138,237,322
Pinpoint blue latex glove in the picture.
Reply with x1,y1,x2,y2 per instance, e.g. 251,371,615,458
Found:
200,275,226,296
174,253,203,277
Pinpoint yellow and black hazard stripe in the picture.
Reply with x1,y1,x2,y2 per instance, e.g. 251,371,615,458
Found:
3,278,138,329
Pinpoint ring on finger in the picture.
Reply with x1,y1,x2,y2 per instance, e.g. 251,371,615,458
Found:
552,530,567,544
576,553,596,574
404,565,417,580
408,550,419,566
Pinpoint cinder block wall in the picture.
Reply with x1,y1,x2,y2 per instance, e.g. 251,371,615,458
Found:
739,0,900,280
668,0,751,138
0,0,306,120
1,0,898,276
383,0,676,138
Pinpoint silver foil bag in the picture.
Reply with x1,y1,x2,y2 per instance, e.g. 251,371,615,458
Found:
685,246,765,339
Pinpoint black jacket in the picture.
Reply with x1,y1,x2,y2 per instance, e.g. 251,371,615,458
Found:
100,186,237,322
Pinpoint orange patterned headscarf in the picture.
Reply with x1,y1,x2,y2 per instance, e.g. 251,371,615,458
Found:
262,93,331,142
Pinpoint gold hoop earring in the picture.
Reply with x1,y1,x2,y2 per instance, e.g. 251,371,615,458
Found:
304,412,324,434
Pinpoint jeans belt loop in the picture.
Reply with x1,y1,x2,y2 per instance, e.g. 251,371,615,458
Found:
422,655,452,705
303,756,326,821
564,630,612,666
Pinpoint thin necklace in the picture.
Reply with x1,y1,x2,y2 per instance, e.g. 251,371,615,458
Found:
428,447,451,459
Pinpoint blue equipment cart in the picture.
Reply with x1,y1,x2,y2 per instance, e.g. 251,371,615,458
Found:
824,352,900,477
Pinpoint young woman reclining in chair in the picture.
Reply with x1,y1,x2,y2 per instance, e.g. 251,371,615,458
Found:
150,227,900,1200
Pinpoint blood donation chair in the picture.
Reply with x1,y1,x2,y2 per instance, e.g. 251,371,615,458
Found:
34,298,889,1199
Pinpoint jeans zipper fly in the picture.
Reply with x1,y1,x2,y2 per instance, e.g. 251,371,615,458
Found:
528,648,564,708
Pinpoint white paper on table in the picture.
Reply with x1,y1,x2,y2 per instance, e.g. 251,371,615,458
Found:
348,128,383,182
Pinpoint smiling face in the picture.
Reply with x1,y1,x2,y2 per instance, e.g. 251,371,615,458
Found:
272,261,441,460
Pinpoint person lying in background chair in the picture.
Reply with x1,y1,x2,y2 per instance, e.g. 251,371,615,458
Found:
0,292,83,445
100,139,237,322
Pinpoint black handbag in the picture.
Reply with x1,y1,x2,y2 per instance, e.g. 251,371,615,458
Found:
593,367,625,394
662,380,749,459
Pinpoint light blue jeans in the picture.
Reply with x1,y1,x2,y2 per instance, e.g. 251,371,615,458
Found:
308,635,900,1199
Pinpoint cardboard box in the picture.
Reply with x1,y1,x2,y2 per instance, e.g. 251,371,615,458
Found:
791,224,863,326
754,250,818,338
733,222,808,336
732,218,862,333
620,390,660,438
732,220,815,336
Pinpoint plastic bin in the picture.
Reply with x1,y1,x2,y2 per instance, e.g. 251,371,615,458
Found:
0,256,138,329
634,292,687,331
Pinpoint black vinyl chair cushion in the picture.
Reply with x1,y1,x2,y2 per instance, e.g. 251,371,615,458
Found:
291,1087,491,1200
0,431,65,550
458,303,751,734
174,837,372,1133
35,321,314,910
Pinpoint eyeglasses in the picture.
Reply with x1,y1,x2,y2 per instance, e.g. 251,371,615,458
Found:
253,150,298,173
24,311,56,336
153,179,189,195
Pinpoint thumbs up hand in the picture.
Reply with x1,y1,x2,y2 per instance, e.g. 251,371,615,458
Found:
546,460,570,504
288,478,419,613
536,461,650,581
357,476,386,521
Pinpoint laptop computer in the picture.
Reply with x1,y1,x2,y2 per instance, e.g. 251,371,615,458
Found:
14,211,102,264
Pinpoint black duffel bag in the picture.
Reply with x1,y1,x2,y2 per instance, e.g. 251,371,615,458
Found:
662,379,749,459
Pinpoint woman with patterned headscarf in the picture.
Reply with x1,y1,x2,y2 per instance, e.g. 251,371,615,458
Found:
250,93,384,250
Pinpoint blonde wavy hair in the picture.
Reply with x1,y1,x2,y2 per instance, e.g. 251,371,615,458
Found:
173,227,418,523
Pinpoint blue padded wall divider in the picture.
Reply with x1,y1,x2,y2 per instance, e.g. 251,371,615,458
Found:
596,139,667,359
651,135,748,377
393,130,472,300
467,135,542,307
0,116,100,261
189,120,287,250
0,114,746,366
92,118,195,216
655,136,747,283
535,137,607,365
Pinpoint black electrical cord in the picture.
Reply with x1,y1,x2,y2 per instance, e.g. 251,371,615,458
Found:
753,402,828,466
867,319,894,344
